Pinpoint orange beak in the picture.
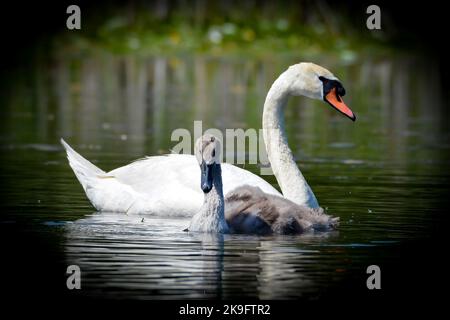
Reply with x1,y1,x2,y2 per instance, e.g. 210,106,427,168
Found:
325,88,356,121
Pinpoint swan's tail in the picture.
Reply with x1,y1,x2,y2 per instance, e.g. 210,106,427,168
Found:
60,138,105,192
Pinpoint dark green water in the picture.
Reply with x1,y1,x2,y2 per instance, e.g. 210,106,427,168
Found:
1,51,449,301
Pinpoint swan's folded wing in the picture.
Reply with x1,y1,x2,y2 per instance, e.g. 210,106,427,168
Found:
109,154,282,209
109,154,200,194
71,152,281,216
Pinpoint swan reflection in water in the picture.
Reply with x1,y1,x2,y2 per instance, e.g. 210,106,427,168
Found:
64,212,339,299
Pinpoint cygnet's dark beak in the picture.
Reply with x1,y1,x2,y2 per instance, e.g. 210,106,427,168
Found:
200,161,214,193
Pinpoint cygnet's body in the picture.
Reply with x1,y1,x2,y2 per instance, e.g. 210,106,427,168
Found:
188,135,339,235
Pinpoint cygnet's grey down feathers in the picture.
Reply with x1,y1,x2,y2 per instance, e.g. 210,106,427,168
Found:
224,185,339,235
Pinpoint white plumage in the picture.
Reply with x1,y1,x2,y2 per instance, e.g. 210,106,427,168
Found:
61,139,280,216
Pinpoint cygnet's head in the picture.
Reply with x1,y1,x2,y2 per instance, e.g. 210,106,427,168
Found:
194,134,221,193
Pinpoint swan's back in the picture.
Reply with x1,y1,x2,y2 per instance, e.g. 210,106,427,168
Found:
225,185,338,235
110,154,281,197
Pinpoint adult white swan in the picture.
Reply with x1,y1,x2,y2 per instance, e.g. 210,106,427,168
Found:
62,62,355,216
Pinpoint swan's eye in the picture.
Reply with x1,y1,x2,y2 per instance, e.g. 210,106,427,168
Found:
212,149,215,157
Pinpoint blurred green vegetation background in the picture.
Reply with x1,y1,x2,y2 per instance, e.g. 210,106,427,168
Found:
55,0,393,58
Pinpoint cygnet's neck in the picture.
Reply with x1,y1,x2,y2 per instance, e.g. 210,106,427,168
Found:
189,164,229,233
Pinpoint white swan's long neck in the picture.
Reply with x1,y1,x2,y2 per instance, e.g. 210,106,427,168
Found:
262,72,319,208
189,164,229,233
